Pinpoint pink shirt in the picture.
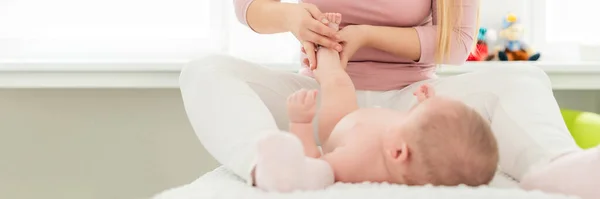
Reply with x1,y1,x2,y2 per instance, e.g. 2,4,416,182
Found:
234,0,477,90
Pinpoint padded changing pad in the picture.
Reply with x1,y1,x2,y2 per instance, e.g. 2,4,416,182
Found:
153,167,578,199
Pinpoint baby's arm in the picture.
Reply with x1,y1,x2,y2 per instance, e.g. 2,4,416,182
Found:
313,13,359,145
287,89,321,158
414,84,436,103
410,84,436,111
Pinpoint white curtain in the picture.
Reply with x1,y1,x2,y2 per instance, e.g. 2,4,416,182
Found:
546,0,600,45
0,0,300,66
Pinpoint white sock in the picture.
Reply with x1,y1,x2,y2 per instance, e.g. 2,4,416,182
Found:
255,133,334,192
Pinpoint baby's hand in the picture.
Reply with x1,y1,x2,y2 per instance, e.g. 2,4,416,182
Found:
413,84,435,102
287,89,318,123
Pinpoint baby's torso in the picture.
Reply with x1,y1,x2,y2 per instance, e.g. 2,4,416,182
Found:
323,108,401,153
300,0,437,90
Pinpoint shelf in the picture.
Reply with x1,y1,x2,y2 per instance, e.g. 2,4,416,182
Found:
1,61,599,89
438,62,600,90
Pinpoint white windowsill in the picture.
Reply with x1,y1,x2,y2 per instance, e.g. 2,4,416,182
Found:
1,61,600,90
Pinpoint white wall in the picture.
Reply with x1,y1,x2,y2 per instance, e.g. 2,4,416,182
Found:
0,89,219,199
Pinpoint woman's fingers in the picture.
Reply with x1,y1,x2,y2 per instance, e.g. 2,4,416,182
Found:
302,41,317,69
302,58,310,67
308,20,341,43
305,30,341,52
301,3,328,25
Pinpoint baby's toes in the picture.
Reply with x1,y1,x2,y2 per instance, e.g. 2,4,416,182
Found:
334,13,342,24
325,13,335,23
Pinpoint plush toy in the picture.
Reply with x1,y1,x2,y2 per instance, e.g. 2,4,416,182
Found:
496,13,541,61
467,27,497,61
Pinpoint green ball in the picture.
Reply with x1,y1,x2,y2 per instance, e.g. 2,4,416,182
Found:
561,109,600,149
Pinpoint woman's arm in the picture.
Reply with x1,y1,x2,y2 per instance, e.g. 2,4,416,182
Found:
234,0,293,33
362,26,422,62
362,0,478,65
234,0,342,66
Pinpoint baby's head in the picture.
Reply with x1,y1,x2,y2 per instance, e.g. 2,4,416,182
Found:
383,96,499,186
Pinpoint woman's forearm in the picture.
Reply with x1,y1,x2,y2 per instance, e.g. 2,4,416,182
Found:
362,25,422,62
244,0,293,34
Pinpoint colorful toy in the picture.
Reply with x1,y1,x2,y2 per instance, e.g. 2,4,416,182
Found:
496,13,541,61
467,27,497,61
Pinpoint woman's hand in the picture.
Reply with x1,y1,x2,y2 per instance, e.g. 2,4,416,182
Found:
338,25,370,68
286,3,342,68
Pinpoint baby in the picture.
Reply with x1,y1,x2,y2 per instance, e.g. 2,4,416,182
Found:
254,13,499,192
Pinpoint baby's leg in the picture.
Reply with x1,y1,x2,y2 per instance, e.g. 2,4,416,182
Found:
314,13,343,77
520,147,600,199
255,133,334,192
314,13,359,145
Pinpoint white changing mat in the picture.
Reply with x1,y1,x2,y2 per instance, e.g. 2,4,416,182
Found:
153,167,578,199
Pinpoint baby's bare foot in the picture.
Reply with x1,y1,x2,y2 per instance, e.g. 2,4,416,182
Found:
325,13,342,31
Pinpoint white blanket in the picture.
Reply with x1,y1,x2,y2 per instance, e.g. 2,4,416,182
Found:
153,167,578,199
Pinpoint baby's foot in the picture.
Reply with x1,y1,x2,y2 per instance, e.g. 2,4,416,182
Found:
413,84,436,102
302,157,335,190
324,13,342,31
255,133,306,192
255,133,334,192
520,147,600,199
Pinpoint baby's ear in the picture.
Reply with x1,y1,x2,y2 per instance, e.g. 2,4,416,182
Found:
389,143,410,163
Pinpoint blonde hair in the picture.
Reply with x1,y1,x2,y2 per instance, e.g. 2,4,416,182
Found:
435,0,480,64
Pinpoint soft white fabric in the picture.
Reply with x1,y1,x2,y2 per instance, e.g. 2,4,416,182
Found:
152,167,577,199
179,53,580,185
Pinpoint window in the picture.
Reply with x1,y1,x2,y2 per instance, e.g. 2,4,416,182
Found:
6,1,595,64
531,0,600,61
224,1,300,66
545,0,600,45
0,0,299,66
0,0,215,61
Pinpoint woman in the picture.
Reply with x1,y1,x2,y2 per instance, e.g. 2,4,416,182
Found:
180,0,598,198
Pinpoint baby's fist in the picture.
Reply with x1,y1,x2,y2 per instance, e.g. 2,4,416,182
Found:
287,89,318,123
413,84,435,103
